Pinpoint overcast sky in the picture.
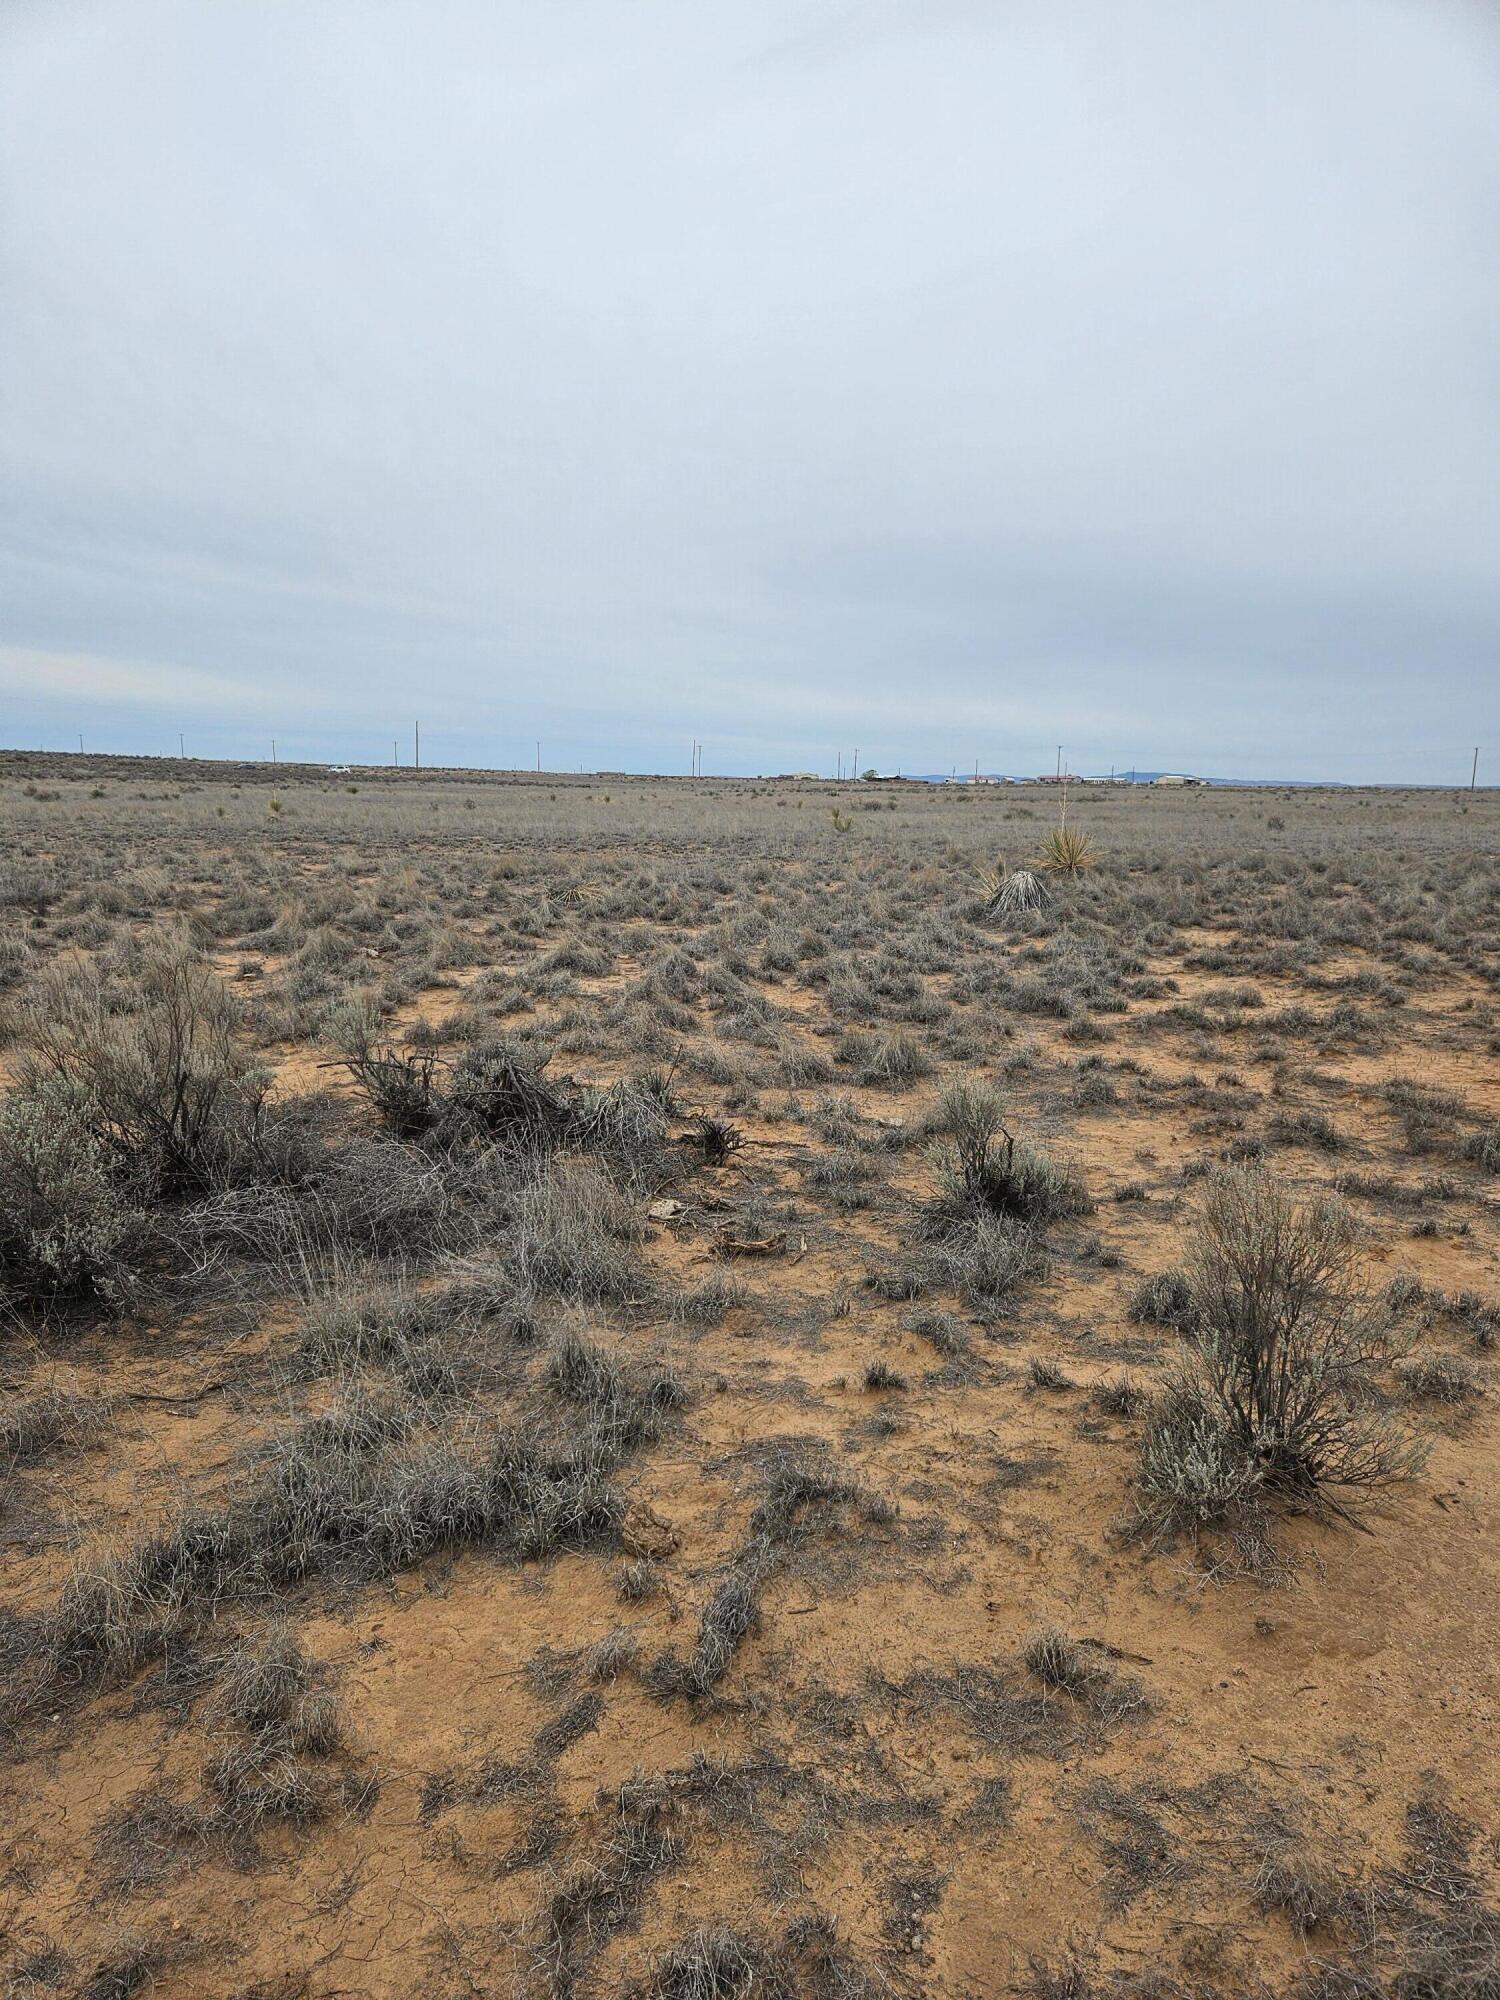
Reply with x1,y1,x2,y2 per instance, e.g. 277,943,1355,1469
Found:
2,1,1496,780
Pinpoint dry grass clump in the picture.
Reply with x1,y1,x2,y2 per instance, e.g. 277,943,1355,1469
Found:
1384,1074,1466,1156
1267,1107,1344,1152
632,1926,761,2000
0,1386,115,1464
511,1157,650,1306
1090,1376,1146,1417
292,1279,489,1398
898,1211,1047,1317
31,1378,647,1702
649,1460,893,1699
1023,1627,1085,1690
327,1020,445,1138
545,1325,685,1450
835,1028,935,1089
203,1625,349,1843
628,1919,875,2000
333,1015,672,1186
926,1080,1090,1226
75,1938,171,2000
1127,1268,1198,1333
928,1080,1096,1248
1396,1351,1484,1404
1250,1839,1346,1937
91,1625,354,1888
868,1079,1090,1316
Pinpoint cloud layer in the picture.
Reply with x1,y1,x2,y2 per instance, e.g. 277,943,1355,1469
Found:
3,0,1496,779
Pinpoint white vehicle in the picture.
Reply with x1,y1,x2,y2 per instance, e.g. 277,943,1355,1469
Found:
328,764,353,775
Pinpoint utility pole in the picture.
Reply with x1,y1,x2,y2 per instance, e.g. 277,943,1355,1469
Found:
179,732,185,760
536,740,541,773
853,748,859,781
78,733,84,754
271,740,277,765
1471,747,1480,792
1056,744,1062,780
414,721,420,771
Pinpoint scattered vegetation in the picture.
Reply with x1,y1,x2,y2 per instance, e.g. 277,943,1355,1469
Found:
0,760,1493,1997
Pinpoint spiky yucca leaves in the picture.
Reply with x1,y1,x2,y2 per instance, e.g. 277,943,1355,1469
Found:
989,866,1050,915
1035,825,1098,876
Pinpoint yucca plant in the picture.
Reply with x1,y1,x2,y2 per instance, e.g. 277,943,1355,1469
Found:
1035,824,1097,876
983,865,1050,915
1034,775,1099,877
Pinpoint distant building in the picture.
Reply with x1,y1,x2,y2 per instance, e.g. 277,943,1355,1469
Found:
1153,773,1205,787
1035,772,1082,784
778,771,820,781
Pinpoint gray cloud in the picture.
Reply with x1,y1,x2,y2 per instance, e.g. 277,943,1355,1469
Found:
2,0,1496,779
